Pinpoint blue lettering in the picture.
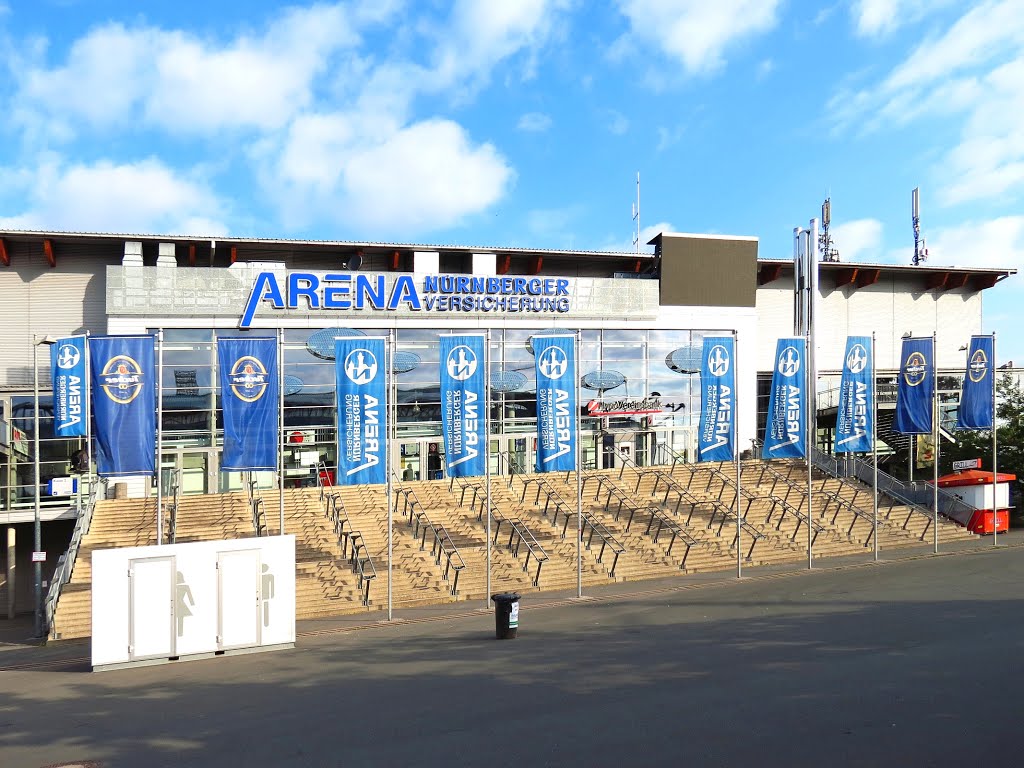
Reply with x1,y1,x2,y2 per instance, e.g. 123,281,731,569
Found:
322,274,352,309
356,274,385,309
556,279,569,295
456,276,470,293
240,272,285,328
288,273,320,309
424,275,438,292
389,275,421,310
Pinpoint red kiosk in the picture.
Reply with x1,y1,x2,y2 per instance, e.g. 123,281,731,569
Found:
936,459,1013,535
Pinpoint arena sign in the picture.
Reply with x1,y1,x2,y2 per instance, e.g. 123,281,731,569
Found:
239,271,572,329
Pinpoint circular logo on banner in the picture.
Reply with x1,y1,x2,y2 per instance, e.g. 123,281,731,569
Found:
537,346,569,380
968,348,988,383
777,346,801,378
446,345,478,381
707,344,730,377
846,344,868,374
904,351,928,386
229,356,269,402
344,349,378,385
100,355,145,404
56,344,81,370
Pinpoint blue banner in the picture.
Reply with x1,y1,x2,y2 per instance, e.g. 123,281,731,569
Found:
90,336,155,476
697,336,735,462
440,334,487,478
894,337,933,434
218,337,279,471
762,338,807,459
834,336,873,453
51,336,88,437
336,337,386,485
534,334,576,472
958,335,994,430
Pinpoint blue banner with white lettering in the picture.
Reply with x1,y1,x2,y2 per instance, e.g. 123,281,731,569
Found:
90,336,155,476
957,335,994,430
51,336,88,437
218,337,279,471
762,338,807,459
834,336,874,453
336,337,386,485
440,334,487,478
894,337,933,434
534,334,576,472
697,336,735,462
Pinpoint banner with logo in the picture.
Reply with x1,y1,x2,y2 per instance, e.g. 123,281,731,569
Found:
218,337,279,471
439,334,487,478
534,333,577,472
336,337,387,485
51,336,88,437
697,336,735,462
90,336,156,476
894,337,933,434
957,335,994,430
762,338,807,459
834,336,873,453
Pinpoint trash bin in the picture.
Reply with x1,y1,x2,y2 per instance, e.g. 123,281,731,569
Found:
491,592,520,639
113,482,128,500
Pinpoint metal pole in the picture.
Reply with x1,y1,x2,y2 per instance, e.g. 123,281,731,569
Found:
32,339,42,638
734,329,742,579
872,332,879,562
485,329,492,606
278,327,285,535
807,331,814,571
992,332,998,546
932,331,939,555
156,329,164,546
576,329,583,599
387,331,394,621
86,333,93,515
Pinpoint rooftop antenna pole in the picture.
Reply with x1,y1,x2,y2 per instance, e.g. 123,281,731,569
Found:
820,197,839,262
632,172,640,254
912,187,924,266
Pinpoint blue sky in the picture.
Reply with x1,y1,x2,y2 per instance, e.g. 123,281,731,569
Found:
1,1,1021,361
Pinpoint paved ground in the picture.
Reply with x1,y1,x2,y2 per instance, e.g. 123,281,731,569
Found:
2,535,1022,767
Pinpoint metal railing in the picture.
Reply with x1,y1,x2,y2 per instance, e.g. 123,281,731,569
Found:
245,472,268,537
165,468,182,544
392,480,466,596
321,489,376,606
45,474,100,639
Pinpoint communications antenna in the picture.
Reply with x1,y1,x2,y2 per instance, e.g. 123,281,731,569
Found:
819,197,840,262
912,187,927,265
631,172,640,253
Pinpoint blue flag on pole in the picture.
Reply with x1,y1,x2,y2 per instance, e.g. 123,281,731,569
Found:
51,336,88,437
834,336,873,453
218,337,279,471
894,337,933,434
697,336,735,462
440,334,487,478
762,338,807,459
90,336,155,476
336,337,386,485
957,335,994,430
534,334,576,472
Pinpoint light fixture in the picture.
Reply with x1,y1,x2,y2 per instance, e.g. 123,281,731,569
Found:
959,345,968,351
901,332,912,339
32,334,57,639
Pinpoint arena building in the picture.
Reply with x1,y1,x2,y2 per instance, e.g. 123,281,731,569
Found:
0,228,1015,619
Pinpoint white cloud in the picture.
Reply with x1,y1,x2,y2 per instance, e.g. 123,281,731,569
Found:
831,218,884,261
613,0,780,76
526,204,585,239
606,110,630,135
756,58,774,79
918,216,1024,270
600,221,676,253
851,0,961,39
656,124,685,151
517,112,552,132
0,156,228,235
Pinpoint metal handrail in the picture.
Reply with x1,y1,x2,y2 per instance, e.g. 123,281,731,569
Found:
392,480,466,596
45,473,100,638
165,468,182,544
321,489,376,605
491,508,549,587
762,493,827,546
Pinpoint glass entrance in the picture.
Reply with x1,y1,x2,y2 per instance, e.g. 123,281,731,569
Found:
159,449,213,495
397,439,445,482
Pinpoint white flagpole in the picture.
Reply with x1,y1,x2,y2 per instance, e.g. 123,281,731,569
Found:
734,329,742,579
576,330,583,599
485,330,493,606
278,328,285,535
156,329,164,546
806,333,813,570
992,333,999,547
932,331,939,555
872,332,879,562
387,331,395,621
85,333,93,512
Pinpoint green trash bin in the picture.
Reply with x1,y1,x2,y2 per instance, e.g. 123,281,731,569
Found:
491,592,520,639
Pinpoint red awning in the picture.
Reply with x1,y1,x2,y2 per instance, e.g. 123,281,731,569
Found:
936,469,1017,487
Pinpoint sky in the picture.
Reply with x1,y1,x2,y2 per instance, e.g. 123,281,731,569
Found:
0,0,1021,362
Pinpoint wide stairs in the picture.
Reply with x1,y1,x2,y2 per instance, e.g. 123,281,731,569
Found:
49,458,977,640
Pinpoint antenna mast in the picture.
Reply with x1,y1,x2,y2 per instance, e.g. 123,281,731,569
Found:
912,187,927,265
631,172,640,254
819,197,839,262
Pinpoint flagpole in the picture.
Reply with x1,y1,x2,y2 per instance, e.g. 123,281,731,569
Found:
992,332,998,547
734,330,742,579
576,329,583,599
85,333,93,515
387,331,394,621
872,332,878,562
485,329,493,606
278,327,285,535
932,331,939,555
807,333,813,570
156,329,164,546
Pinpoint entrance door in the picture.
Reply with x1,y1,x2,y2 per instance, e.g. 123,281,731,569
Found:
396,440,446,481
129,556,175,661
218,549,261,650
159,449,214,495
